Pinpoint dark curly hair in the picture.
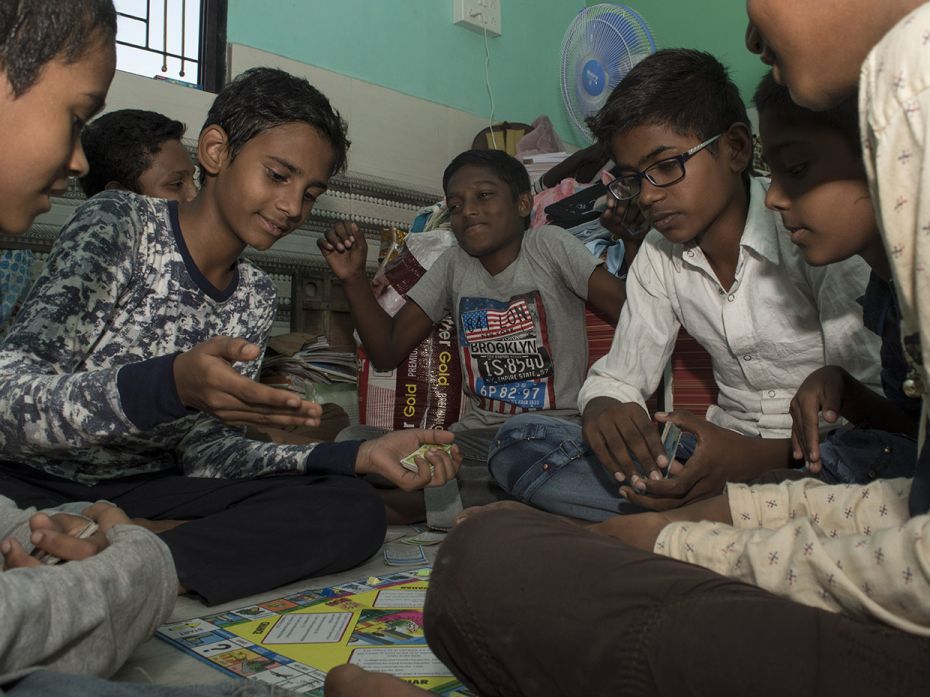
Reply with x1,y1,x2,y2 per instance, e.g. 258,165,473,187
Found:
753,71,860,156
587,48,750,149
0,0,116,98
442,149,531,199
201,67,350,178
79,109,187,197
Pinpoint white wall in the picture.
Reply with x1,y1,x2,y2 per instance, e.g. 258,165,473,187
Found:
100,43,490,192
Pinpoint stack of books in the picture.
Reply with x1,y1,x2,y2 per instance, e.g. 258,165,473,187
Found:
521,151,570,181
260,334,357,398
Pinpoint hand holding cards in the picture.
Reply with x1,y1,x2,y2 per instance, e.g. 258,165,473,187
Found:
660,421,682,478
400,443,455,476
31,517,100,565
355,429,460,491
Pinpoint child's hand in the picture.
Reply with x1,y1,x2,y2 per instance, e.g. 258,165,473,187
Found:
617,411,744,510
582,397,667,483
174,336,322,428
789,366,846,472
599,189,648,242
355,429,461,491
1,503,129,570
317,222,369,282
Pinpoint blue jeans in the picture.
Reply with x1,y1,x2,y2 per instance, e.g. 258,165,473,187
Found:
487,414,696,522
488,415,915,523
816,427,917,484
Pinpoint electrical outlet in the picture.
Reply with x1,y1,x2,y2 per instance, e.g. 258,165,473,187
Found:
453,0,501,37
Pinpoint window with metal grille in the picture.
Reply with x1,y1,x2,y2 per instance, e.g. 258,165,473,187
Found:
114,0,227,92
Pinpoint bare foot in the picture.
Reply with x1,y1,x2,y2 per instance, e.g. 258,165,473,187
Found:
130,518,188,534
325,665,432,697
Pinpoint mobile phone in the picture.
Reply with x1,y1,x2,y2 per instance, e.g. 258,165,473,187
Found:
31,519,99,566
543,183,607,227
660,422,682,479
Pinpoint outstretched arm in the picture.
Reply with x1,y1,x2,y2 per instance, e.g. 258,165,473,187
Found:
318,222,435,368
586,266,626,324
658,478,930,635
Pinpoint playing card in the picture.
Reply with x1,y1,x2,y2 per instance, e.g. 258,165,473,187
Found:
383,542,428,566
400,443,453,474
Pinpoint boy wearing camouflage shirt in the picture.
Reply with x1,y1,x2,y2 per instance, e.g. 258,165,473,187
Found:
0,67,460,605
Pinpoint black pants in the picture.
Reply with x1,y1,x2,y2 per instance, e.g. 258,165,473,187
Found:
424,507,930,697
0,466,386,605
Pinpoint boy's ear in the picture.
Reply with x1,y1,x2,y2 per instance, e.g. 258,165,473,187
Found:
517,191,533,217
197,124,231,178
722,123,753,174
104,181,128,192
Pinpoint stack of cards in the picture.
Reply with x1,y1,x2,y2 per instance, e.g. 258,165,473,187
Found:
383,541,428,566
399,530,446,546
32,519,98,565
660,422,682,479
400,443,454,475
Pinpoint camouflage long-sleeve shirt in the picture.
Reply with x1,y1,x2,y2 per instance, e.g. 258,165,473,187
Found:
0,192,357,484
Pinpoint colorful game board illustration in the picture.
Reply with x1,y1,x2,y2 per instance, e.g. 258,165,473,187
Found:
156,568,474,696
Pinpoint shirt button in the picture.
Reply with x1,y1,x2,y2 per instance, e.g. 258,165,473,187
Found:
727,294,735,302
542,463,550,471
903,377,923,398
767,390,776,398
686,250,695,258
743,355,752,361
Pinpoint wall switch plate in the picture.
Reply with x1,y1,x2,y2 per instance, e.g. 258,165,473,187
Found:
453,0,501,37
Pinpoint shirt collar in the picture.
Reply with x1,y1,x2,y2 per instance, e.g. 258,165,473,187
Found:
738,177,781,266
672,177,780,270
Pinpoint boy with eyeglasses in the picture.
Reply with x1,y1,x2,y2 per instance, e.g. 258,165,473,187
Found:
487,49,880,521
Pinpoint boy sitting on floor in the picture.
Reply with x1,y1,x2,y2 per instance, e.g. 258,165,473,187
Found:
488,49,881,521
0,110,198,331
319,149,625,528
754,71,920,483
0,66,460,606
0,0,181,692
329,5,930,694
79,108,197,202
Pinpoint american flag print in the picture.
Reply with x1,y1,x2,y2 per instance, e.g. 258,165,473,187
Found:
461,300,534,342
457,292,555,413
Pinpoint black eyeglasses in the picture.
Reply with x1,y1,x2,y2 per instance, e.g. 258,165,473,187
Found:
607,134,722,201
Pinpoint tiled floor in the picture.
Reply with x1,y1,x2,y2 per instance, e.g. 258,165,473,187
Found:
113,525,440,686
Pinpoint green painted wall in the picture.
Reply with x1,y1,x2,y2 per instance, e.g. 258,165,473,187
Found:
585,0,766,103
227,0,588,145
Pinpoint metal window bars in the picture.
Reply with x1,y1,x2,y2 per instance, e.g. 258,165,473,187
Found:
115,0,207,87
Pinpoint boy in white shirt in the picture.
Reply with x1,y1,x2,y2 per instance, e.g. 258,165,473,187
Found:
488,49,880,521
328,3,930,697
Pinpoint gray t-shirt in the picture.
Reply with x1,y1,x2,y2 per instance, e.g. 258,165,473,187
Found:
0,496,176,685
406,225,600,428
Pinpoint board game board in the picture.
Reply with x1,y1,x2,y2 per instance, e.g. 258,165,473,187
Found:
156,568,472,696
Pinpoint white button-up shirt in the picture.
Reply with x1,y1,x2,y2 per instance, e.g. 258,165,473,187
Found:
579,177,881,437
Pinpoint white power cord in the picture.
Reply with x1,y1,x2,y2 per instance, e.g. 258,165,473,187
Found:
472,10,498,149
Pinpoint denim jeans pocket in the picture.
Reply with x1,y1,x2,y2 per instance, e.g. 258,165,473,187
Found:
819,428,918,484
488,417,589,499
